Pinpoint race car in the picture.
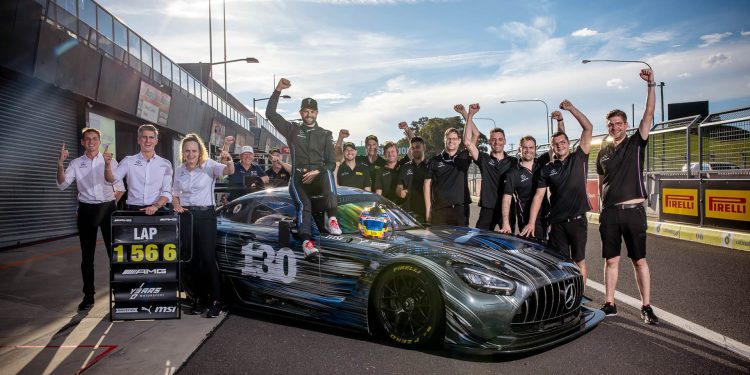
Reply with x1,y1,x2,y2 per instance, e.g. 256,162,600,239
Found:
215,187,604,353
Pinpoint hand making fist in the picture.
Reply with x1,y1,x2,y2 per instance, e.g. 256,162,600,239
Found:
398,121,409,130
103,144,113,165
640,68,654,84
559,99,574,111
219,150,232,162
468,103,480,116
339,129,350,139
276,78,291,91
551,111,563,121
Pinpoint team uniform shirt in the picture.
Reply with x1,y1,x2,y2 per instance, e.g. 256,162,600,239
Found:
474,152,517,209
265,167,291,187
398,159,429,219
536,147,591,224
113,153,173,206
504,158,548,225
374,164,402,204
57,153,125,203
596,130,648,208
355,155,387,187
173,159,227,206
228,162,267,185
426,149,471,209
337,162,372,190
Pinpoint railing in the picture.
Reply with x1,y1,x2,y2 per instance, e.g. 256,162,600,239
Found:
37,0,285,145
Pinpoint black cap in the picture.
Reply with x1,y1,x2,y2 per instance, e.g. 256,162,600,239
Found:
300,98,318,111
343,141,357,150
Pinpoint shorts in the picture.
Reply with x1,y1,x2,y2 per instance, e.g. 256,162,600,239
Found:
599,205,647,260
548,215,588,262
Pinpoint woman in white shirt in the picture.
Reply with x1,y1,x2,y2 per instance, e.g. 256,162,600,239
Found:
173,133,234,318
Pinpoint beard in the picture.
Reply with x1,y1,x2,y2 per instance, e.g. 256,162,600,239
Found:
303,116,316,126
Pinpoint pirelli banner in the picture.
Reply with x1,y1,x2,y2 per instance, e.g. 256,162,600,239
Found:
110,212,181,321
702,179,750,231
660,179,701,225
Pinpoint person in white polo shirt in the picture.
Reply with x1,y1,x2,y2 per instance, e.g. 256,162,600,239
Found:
57,127,125,311
172,133,234,318
104,124,172,214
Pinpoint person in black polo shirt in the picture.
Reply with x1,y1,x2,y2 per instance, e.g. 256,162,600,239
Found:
336,142,372,191
265,148,292,187
374,142,404,204
397,136,429,222
501,113,565,238
597,69,659,325
424,127,471,226
521,99,593,285
458,103,517,231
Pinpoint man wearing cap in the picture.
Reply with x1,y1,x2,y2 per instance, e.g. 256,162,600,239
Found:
227,145,269,201
336,141,372,191
266,78,341,260
265,148,292,188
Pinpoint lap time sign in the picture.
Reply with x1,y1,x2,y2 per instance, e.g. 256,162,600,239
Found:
110,213,181,321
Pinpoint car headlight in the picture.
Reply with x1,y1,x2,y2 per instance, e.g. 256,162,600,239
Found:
453,265,516,295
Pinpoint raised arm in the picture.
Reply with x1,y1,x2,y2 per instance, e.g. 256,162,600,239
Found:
559,99,593,154
457,104,480,160
56,142,71,187
335,129,349,163
639,69,656,140
265,78,295,139
551,110,565,134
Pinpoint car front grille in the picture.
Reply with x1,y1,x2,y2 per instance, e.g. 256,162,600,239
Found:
511,276,583,330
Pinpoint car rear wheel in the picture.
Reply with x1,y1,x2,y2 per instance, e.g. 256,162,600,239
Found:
373,264,444,347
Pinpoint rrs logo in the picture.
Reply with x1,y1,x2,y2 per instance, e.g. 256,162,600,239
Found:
241,242,297,284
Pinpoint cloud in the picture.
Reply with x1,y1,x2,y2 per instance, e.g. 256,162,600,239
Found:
627,31,675,49
678,72,692,78
742,30,750,37
571,28,598,37
606,78,628,89
699,32,732,47
702,53,730,68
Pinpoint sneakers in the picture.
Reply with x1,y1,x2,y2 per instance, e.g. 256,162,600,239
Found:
77,295,94,311
303,240,320,260
600,302,618,316
641,305,660,325
326,216,342,235
207,301,222,318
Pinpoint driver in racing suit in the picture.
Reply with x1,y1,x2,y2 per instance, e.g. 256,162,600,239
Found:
266,78,341,260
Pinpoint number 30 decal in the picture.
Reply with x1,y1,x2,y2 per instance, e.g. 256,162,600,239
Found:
241,242,297,284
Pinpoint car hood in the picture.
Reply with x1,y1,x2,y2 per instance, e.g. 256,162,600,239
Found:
388,226,580,287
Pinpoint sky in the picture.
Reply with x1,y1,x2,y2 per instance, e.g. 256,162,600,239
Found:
98,0,750,148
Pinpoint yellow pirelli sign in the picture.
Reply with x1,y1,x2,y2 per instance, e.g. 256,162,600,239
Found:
705,189,750,222
662,188,698,217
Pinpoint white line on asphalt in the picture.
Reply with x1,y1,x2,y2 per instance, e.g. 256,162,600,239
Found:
587,279,750,361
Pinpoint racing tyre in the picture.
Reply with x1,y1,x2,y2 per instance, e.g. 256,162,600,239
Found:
372,264,444,347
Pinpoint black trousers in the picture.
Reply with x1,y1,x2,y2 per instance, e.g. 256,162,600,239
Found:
289,169,338,241
180,209,220,302
77,201,116,296
432,204,468,226
475,207,502,231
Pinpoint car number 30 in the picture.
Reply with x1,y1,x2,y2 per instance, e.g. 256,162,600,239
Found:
240,242,297,284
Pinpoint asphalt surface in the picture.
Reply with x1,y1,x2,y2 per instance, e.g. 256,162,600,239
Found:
179,206,750,374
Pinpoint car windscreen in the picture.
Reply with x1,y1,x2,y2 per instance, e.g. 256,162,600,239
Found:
336,196,421,234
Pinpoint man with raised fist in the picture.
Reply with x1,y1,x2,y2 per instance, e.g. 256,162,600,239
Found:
266,78,340,261
57,127,125,311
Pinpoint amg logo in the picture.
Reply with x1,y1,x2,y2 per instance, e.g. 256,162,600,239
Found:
708,197,747,214
665,194,694,209
155,306,176,313
122,268,167,275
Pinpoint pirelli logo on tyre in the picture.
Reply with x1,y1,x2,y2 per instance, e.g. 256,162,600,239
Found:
705,190,750,222
662,188,698,217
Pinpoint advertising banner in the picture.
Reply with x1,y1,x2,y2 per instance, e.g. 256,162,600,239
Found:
659,179,701,225
110,212,180,321
135,81,171,126
702,179,750,231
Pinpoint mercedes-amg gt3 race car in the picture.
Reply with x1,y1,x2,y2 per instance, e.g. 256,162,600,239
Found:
215,187,603,353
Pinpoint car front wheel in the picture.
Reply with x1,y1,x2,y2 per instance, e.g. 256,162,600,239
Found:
373,264,444,347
